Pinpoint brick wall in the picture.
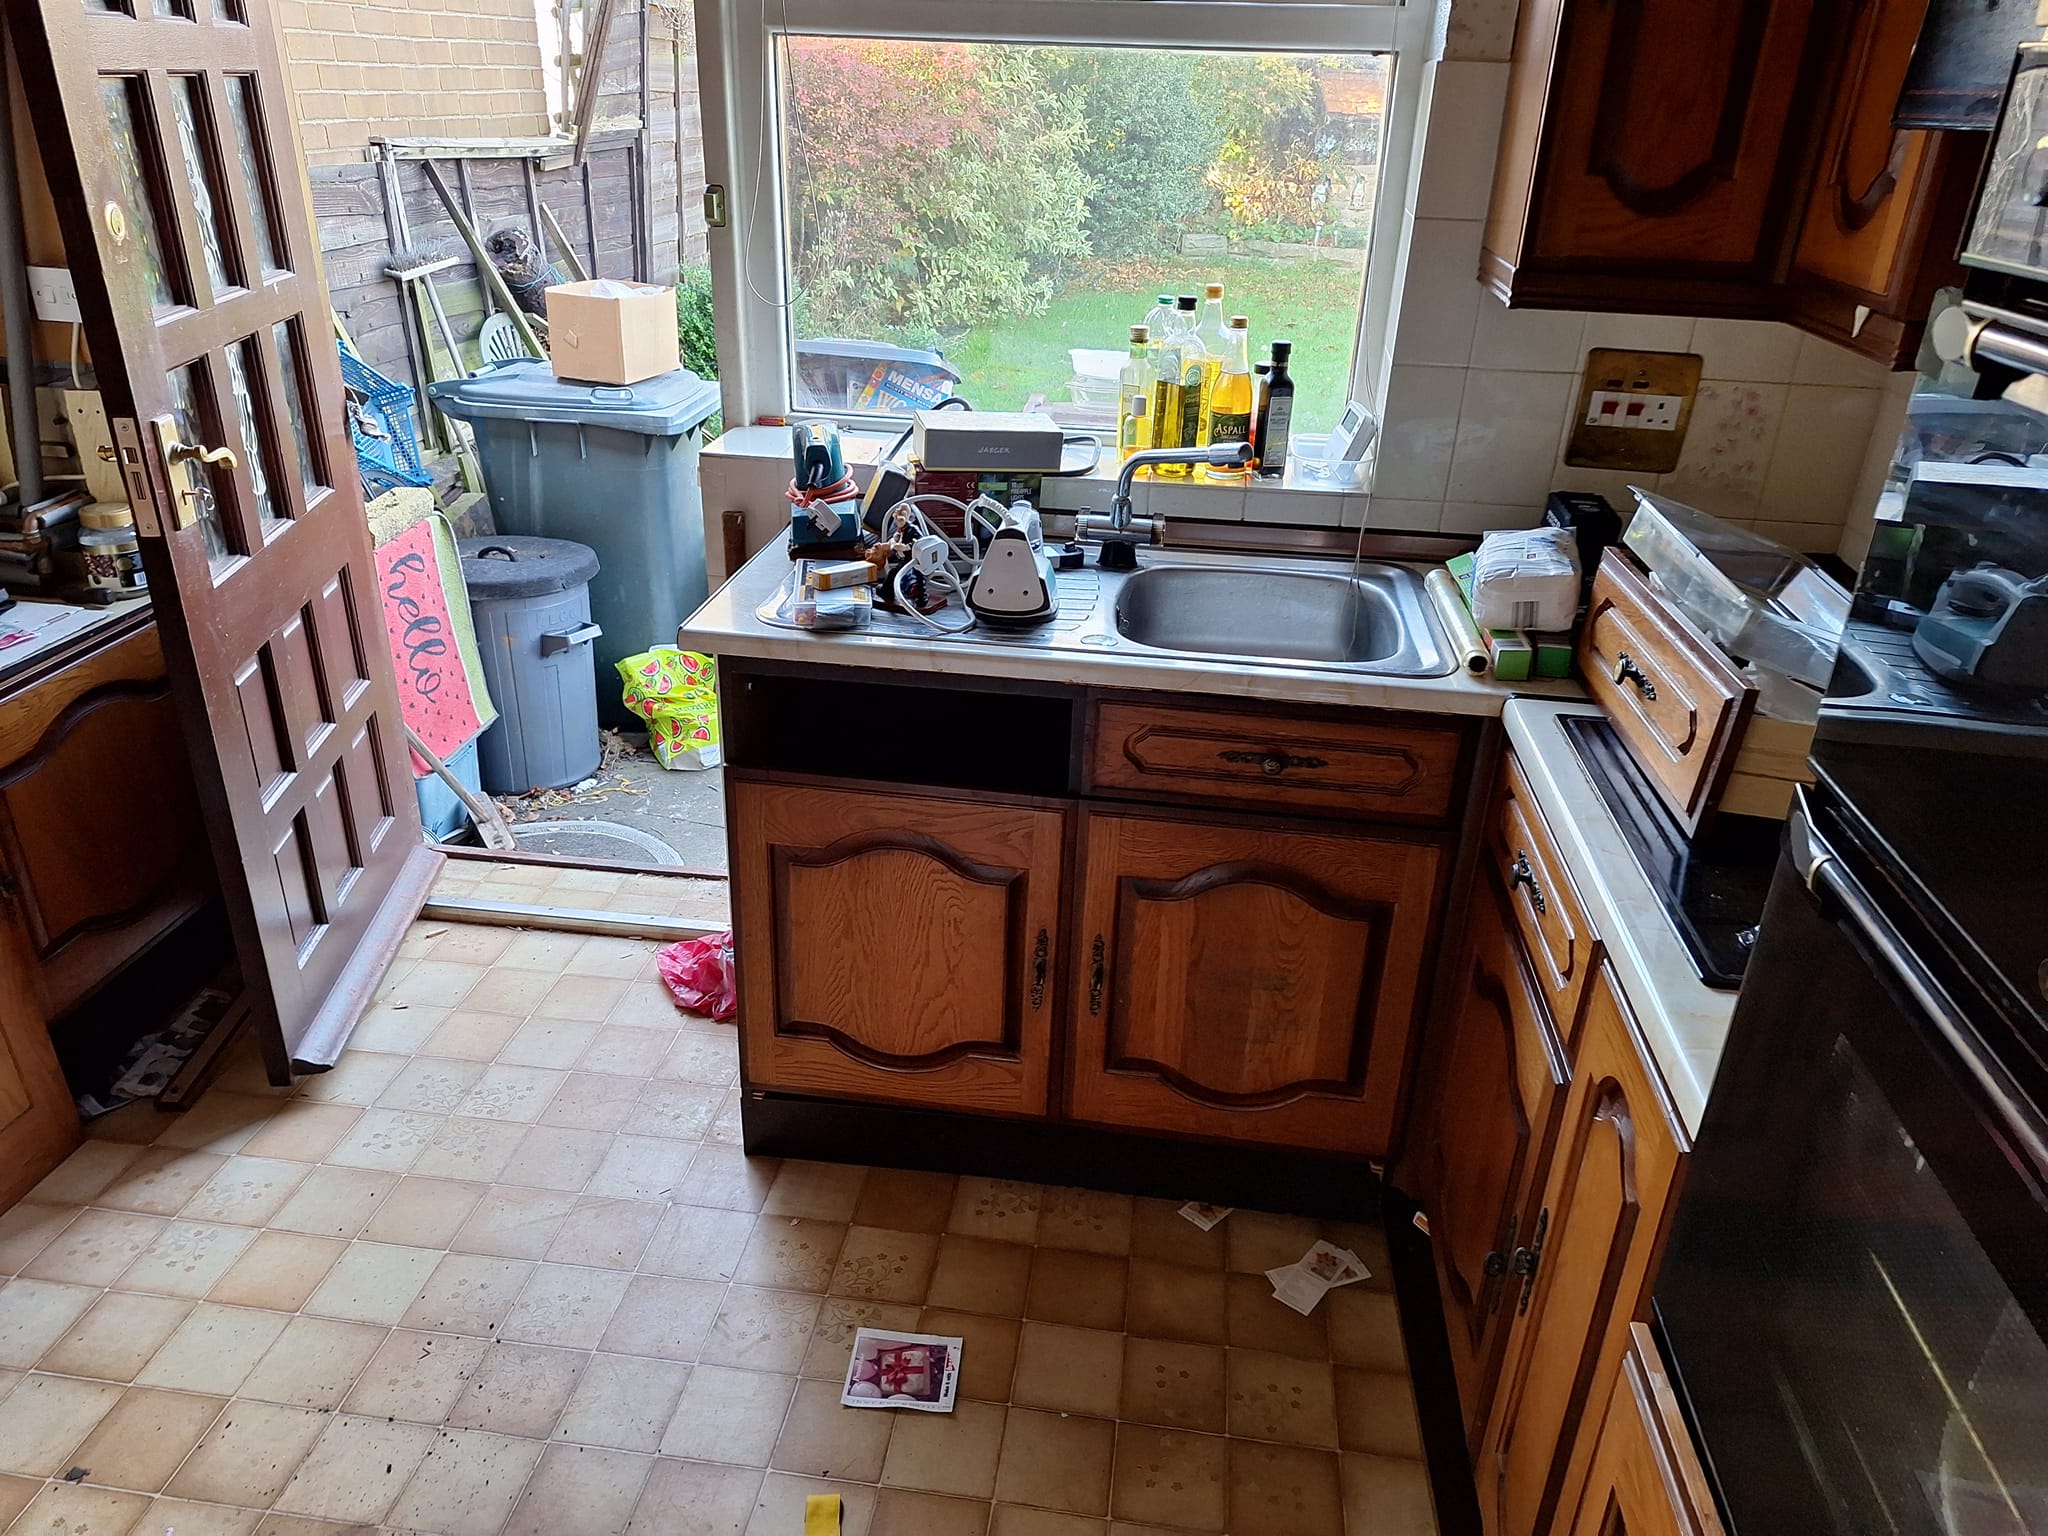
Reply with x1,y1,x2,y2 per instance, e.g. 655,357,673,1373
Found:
280,0,551,164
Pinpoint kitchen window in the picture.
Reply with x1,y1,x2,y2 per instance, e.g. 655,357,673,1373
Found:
694,0,1430,436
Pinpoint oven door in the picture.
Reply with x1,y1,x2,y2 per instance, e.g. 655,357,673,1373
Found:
1656,790,2048,1536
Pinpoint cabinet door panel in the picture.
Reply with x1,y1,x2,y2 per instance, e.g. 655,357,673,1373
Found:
1480,968,1688,1536
1569,1325,1726,1536
731,778,1064,1116
1069,810,1440,1154
0,916,81,1208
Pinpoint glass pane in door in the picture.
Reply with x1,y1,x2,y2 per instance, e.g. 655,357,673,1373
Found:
100,75,183,312
165,362,232,567
223,336,281,526
171,75,241,296
225,76,284,276
270,320,323,500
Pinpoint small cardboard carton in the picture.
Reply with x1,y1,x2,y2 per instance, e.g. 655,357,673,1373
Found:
546,279,680,386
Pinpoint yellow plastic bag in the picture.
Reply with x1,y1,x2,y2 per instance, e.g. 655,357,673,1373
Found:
616,648,722,769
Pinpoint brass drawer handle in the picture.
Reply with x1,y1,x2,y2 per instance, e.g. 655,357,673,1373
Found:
1509,849,1548,914
1217,748,1330,777
1088,934,1105,1016
1613,651,1658,701
1029,928,1048,1011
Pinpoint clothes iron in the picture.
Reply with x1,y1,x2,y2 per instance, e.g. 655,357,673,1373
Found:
966,499,1058,627
1912,563,2048,689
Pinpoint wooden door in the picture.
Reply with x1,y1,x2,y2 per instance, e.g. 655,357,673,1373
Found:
17,0,438,1076
1066,809,1441,1155
1567,1326,1727,1536
0,907,81,1208
1479,968,1689,1536
1413,872,1569,1448
729,777,1065,1118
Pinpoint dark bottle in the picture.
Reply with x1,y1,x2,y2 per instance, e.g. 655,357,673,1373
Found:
1251,340,1295,478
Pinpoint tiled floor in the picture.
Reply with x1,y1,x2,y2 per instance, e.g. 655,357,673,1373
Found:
0,909,1437,1536
430,859,733,922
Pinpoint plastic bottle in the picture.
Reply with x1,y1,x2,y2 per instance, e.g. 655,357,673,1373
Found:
1118,324,1151,458
1142,295,1176,356
1204,315,1253,481
1252,339,1296,479
1192,283,1228,446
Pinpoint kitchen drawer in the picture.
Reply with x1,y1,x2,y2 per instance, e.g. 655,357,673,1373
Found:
1579,552,1755,834
1087,699,1461,823
1491,757,1597,1037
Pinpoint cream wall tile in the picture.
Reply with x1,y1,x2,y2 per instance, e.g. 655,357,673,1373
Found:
1447,369,1575,505
1361,497,1444,531
1391,217,1485,367
1757,384,1884,529
1243,486,1345,527
1660,380,1790,521
1374,364,1466,500
1690,318,1801,383
1440,501,1546,534
1471,295,1585,372
1147,477,1245,523
1792,330,1891,387
1413,62,1510,221
1580,313,1697,354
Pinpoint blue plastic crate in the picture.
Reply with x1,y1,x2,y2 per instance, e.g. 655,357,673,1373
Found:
339,344,431,493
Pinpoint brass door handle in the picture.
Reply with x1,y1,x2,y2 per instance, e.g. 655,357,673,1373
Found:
165,441,240,471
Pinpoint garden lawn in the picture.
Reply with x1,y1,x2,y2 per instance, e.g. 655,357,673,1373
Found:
939,255,1366,436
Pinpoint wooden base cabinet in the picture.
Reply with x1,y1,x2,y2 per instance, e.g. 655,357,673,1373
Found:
1569,1326,1728,1536
1064,809,1441,1155
730,777,1066,1117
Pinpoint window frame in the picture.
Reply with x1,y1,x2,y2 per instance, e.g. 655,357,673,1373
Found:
695,0,1434,433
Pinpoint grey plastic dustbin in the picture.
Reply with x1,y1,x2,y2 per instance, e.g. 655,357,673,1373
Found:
429,359,722,726
459,536,604,794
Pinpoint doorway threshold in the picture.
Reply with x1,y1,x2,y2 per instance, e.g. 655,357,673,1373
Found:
431,854,728,939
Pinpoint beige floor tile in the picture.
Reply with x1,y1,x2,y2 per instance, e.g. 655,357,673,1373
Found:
1128,1199,1227,1271
1228,1440,1343,1536
1339,1451,1435,1536
873,1489,992,1536
802,1297,923,1381
166,1399,328,1506
926,1237,1033,1318
303,1241,443,1325
236,1315,386,1409
567,934,656,978
447,1340,587,1436
0,1203,77,1275
499,1262,632,1349
540,1072,643,1134
343,1328,491,1422
1225,1211,1322,1275
92,1147,228,1216
771,1376,894,1481
851,1168,958,1235
587,1135,696,1202
1037,1188,1133,1257
599,1273,724,1361
499,1017,603,1070
294,1050,409,1107
497,929,588,972
828,1225,939,1304
421,1008,527,1063
920,1309,1019,1403
267,1166,398,1239
422,924,516,965
947,1179,1042,1244
640,1203,754,1282
702,1286,822,1373
115,1219,259,1300
401,1252,535,1335
359,1175,486,1249
348,1000,451,1056
0,1372,123,1475
376,1058,488,1115
1226,1349,1340,1448
456,1063,569,1122
135,1303,289,1395
990,1507,1107,1536
1335,1368,1424,1458
206,1231,346,1311
274,1412,437,1524
1225,1272,1329,1359
23,1208,168,1286
1326,1288,1407,1374
993,1408,1114,1516
546,1197,665,1269
881,1397,1007,1499
707,1090,747,1146
38,1291,192,1382
1012,1323,1124,1418
505,1443,654,1536
554,1352,691,1452
537,974,631,1023
152,1092,275,1155
390,959,488,1011
386,1426,543,1536
1111,1425,1229,1532
463,966,558,1017
763,1161,868,1222
0,1279,104,1367
1126,1261,1227,1347
682,1146,781,1213
69,1384,227,1492
659,1365,794,1464
323,1107,442,1174
1026,1249,1127,1330
140,1498,264,1536
240,1103,363,1164
660,1031,740,1088
608,983,697,1032
412,1116,528,1183
501,1124,616,1192
622,1080,721,1141
746,1473,876,1536
10,1481,151,1536
627,1457,763,1536
80,1101,169,1146
1120,1338,1227,1433
451,1186,579,1259
29,1142,147,1206
177,1155,311,1227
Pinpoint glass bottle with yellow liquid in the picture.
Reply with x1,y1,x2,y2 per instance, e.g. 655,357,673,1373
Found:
1118,325,1153,459
1152,296,1207,478
1204,314,1253,481
1192,283,1228,446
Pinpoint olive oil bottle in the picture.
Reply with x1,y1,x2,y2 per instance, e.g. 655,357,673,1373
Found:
1118,325,1152,460
1192,283,1228,446
1251,339,1295,478
1149,297,1200,476
1204,315,1253,480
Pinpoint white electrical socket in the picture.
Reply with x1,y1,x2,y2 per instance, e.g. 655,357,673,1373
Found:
26,266,81,324
1584,390,1684,431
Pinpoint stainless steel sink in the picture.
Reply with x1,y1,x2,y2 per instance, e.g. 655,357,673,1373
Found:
1113,562,1448,674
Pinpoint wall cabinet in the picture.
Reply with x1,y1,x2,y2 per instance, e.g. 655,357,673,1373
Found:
1568,1325,1728,1536
1064,809,1441,1155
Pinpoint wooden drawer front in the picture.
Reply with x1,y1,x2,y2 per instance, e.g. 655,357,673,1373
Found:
1089,700,1460,823
730,779,1065,1118
1579,553,1753,834
1492,759,1596,1035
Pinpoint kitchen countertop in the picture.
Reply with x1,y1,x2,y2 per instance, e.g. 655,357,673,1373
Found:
1503,698,1738,1138
680,539,1581,717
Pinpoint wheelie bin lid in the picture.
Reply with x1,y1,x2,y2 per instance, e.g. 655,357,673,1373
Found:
458,535,601,600
429,359,721,437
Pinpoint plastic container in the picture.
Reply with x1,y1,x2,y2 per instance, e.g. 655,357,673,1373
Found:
459,535,604,794
415,738,484,841
429,359,721,725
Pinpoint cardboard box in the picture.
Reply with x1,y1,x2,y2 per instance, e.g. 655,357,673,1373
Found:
546,280,679,386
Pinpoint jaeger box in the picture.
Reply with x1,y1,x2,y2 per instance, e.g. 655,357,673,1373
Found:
546,280,680,386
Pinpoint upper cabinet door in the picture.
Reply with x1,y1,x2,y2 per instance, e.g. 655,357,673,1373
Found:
1066,809,1442,1156
729,778,1065,1118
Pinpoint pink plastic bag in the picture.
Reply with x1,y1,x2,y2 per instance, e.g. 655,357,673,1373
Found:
657,931,737,1022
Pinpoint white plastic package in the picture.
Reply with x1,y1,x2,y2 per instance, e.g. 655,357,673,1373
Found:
1471,526,1581,632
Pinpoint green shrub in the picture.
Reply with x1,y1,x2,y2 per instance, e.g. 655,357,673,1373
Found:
675,267,723,438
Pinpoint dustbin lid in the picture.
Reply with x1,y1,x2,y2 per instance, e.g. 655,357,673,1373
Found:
428,358,721,436
459,535,601,600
